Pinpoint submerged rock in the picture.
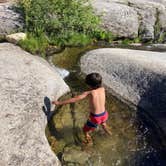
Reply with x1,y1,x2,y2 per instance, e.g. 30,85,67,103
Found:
62,145,104,166
62,146,91,165
0,43,70,166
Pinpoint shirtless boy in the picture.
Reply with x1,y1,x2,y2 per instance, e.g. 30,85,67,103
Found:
52,73,111,144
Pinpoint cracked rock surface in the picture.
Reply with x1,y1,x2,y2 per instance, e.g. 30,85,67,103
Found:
0,2,23,38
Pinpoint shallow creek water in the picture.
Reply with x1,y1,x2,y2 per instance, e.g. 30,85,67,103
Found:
46,46,166,166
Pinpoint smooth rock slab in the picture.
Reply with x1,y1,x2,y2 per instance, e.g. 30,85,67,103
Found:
92,0,166,42
80,48,166,139
0,43,70,166
80,48,166,111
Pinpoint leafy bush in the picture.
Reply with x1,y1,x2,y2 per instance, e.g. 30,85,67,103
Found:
121,37,141,45
18,0,112,47
18,33,49,57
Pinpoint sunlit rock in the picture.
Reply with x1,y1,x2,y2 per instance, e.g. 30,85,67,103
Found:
6,32,26,44
0,43,70,166
81,48,166,136
0,2,24,38
81,48,166,112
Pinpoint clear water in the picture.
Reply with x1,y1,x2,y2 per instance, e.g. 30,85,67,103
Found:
46,46,166,166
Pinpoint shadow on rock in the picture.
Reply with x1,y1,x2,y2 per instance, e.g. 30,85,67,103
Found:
137,74,166,143
42,96,54,122
132,149,166,166
134,74,166,165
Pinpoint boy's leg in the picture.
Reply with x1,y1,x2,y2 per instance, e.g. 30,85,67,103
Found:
83,131,92,144
83,124,95,144
101,122,112,136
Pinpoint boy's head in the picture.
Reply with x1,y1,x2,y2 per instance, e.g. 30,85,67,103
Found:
85,73,102,89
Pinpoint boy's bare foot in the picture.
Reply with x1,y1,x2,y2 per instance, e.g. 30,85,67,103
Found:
105,128,112,136
82,139,93,148
82,140,93,146
82,133,93,146
101,123,112,136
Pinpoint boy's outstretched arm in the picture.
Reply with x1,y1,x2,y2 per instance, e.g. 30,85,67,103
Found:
52,91,90,105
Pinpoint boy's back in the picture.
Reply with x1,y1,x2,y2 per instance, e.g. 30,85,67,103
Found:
89,87,105,114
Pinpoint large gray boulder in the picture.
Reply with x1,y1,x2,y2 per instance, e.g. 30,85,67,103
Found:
80,48,166,133
80,48,166,110
146,0,166,7
92,0,166,42
0,43,70,166
0,2,23,39
128,0,156,41
92,0,139,38
128,0,166,41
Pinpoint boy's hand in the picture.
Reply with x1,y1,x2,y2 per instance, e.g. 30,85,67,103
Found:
52,101,60,105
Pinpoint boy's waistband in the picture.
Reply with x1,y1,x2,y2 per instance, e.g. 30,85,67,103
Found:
90,111,106,117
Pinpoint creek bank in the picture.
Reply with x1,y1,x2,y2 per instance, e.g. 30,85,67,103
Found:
94,41,166,52
0,43,70,165
1,0,166,44
80,48,166,139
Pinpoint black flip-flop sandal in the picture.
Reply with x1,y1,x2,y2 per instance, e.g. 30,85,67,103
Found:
42,96,53,121
44,96,51,112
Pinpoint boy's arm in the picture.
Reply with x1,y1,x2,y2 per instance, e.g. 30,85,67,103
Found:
52,91,90,105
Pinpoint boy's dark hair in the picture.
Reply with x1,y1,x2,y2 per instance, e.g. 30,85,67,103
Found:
85,73,102,88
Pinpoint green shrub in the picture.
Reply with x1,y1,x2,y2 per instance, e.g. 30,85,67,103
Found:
121,37,141,45
18,33,49,57
121,39,133,45
133,37,141,43
18,0,110,47
92,30,115,42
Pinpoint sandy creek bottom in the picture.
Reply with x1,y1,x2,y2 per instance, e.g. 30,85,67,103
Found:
46,46,165,166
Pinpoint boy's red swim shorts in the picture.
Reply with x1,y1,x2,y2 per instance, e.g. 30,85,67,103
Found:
83,111,108,132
